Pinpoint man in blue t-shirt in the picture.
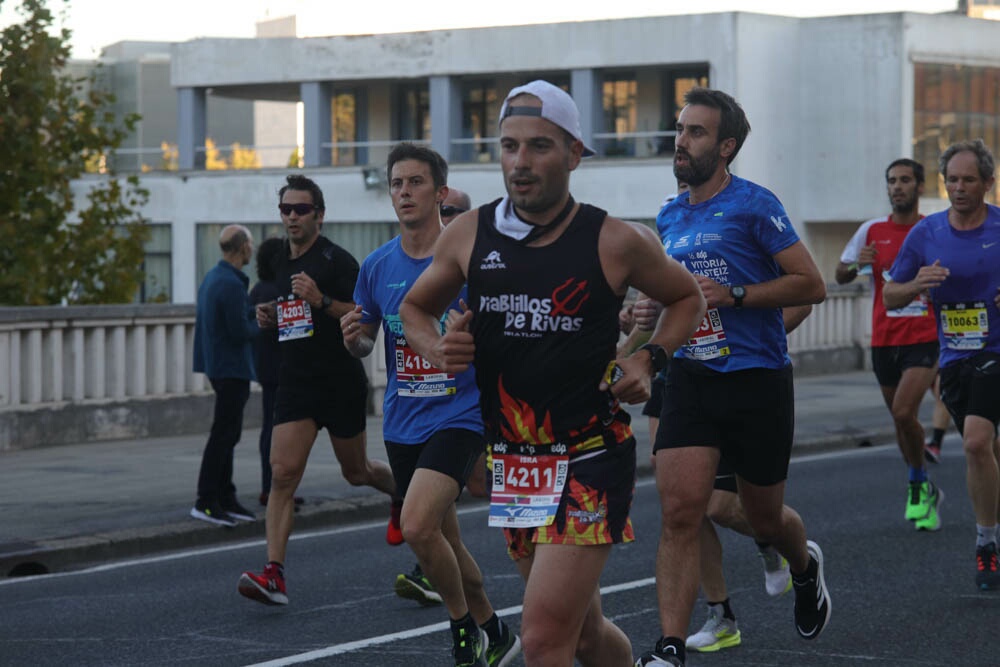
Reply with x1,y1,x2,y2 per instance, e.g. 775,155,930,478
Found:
885,138,1000,591
342,143,519,667
634,88,830,667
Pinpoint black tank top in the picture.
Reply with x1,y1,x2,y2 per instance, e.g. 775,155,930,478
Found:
468,199,627,447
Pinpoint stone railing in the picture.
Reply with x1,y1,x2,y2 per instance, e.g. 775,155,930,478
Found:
0,285,871,450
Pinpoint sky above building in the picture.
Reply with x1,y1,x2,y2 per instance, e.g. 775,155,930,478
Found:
0,0,960,59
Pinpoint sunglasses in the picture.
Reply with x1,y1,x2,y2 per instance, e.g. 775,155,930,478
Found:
440,205,469,218
278,203,318,216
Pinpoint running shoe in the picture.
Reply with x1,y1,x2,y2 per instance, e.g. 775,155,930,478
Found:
634,638,684,666
905,481,930,521
685,604,741,652
452,625,487,667
758,544,793,596
222,497,256,522
387,498,404,546
238,563,288,605
975,542,1000,590
914,485,943,532
394,563,442,606
924,443,942,464
793,540,832,640
190,501,237,527
484,621,521,667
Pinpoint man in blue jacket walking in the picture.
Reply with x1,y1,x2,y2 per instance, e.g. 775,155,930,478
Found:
192,224,260,527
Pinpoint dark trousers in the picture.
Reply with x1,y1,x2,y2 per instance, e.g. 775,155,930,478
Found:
258,382,277,494
196,377,250,505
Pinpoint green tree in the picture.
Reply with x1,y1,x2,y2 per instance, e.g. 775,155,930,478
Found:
0,0,149,305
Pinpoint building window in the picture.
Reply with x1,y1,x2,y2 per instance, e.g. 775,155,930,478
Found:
195,223,284,289
461,80,499,162
602,74,638,156
396,83,430,142
332,90,357,166
914,62,1000,203
139,224,172,303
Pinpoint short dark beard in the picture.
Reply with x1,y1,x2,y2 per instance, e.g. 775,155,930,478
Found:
892,195,918,215
673,146,722,188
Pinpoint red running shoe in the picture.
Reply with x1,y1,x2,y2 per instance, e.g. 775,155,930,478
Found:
238,563,288,605
387,498,404,546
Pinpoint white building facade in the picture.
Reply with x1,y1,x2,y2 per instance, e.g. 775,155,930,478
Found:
72,11,1000,303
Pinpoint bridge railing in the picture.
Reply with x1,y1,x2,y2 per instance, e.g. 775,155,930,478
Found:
0,284,870,412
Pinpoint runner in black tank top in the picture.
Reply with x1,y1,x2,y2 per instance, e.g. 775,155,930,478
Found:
469,199,630,450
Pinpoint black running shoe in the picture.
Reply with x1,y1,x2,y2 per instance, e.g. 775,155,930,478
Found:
394,563,442,606
793,540,832,639
975,542,1000,590
222,497,256,522
634,637,684,666
190,502,237,527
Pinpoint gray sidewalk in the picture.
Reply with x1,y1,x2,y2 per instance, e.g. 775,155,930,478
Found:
0,370,937,577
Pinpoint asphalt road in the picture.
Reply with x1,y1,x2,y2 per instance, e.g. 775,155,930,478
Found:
2,436,997,667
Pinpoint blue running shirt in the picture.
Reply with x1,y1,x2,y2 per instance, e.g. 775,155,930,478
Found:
656,175,800,372
354,237,482,443
889,205,1000,368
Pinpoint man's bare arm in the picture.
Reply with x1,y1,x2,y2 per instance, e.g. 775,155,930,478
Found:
400,215,476,373
883,260,949,310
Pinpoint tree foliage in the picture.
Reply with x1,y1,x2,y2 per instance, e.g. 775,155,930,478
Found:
0,0,150,305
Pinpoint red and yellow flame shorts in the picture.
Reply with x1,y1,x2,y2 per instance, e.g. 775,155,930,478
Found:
497,433,637,562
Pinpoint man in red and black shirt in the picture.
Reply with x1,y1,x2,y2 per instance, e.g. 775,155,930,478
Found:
836,158,943,531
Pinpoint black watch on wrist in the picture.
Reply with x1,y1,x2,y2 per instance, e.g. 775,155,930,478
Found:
320,294,333,310
729,285,746,309
638,343,669,375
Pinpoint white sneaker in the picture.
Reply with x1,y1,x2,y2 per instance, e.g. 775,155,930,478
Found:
759,544,792,596
685,603,741,652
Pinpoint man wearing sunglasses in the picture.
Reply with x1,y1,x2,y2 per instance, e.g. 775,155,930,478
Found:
238,174,397,606
440,189,472,226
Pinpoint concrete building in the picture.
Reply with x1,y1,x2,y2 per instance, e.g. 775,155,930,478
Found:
71,10,1000,303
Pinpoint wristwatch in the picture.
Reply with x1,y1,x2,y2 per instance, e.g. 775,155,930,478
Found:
638,343,669,375
320,294,333,310
729,285,746,309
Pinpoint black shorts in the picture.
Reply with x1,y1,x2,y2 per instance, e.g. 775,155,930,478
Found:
384,429,483,499
273,378,368,438
871,341,939,387
655,358,795,486
939,351,1000,434
641,371,667,418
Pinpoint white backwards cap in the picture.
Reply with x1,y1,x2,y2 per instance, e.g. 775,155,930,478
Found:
499,80,596,157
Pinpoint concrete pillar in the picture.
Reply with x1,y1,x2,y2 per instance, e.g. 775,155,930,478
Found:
110,326,127,399
169,324,187,394
86,328,105,399
571,69,600,156
429,75,461,162
355,87,369,166
25,329,42,404
150,324,167,395
70,328,85,401
302,82,332,168
178,87,207,170
42,328,62,402
127,325,147,397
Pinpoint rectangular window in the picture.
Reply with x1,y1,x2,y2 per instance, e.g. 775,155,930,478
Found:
139,224,172,303
461,80,498,162
332,91,357,166
396,83,430,142
913,62,1000,203
602,74,637,156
